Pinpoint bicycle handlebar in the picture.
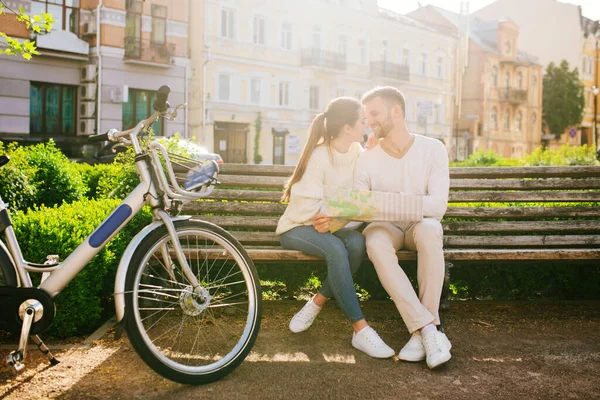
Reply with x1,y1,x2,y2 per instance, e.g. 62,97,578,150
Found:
87,85,171,143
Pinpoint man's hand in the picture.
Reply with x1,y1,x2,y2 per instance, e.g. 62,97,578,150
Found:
312,214,332,233
365,133,379,150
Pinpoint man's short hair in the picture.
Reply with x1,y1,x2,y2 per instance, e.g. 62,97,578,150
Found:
361,86,406,119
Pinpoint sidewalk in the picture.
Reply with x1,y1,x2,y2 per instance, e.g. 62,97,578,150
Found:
1,300,599,399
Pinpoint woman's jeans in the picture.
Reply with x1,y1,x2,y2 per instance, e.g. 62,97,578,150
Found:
280,225,366,323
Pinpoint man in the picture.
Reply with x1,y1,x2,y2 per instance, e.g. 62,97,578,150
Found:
355,86,452,369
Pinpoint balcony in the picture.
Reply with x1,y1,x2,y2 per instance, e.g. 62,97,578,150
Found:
300,48,346,71
124,37,175,66
500,88,527,105
370,61,410,81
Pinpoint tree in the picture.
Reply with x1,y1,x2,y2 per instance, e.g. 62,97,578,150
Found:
542,60,585,136
0,0,54,60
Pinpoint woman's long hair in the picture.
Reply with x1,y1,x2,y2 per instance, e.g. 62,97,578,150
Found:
281,97,361,202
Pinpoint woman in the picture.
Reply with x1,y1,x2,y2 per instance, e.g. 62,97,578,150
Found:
276,97,394,358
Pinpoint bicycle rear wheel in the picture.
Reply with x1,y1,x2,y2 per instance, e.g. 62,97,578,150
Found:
124,220,261,385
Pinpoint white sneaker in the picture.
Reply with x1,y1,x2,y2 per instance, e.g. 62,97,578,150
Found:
289,298,321,333
422,329,452,369
398,331,452,362
351,326,395,359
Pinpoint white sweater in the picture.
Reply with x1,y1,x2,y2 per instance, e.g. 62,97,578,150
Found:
354,134,449,222
276,142,363,235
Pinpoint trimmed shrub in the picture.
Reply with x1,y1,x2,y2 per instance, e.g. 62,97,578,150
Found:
12,199,152,338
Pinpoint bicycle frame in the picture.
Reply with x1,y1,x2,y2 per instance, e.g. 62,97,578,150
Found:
2,116,211,307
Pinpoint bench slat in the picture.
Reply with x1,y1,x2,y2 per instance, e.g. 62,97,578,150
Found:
240,248,600,261
206,189,600,203
185,202,600,218
219,164,600,179
229,231,600,247
218,176,600,190
193,217,600,233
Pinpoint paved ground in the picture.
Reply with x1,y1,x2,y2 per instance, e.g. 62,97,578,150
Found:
1,300,599,399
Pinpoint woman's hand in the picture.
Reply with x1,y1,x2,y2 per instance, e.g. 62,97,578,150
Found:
312,214,332,233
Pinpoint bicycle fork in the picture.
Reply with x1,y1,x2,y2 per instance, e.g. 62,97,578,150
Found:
6,299,59,372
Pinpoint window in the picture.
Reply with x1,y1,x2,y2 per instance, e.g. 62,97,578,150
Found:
253,15,265,45
125,0,141,57
381,40,387,62
503,109,510,130
490,107,497,129
358,40,366,65
151,5,167,44
516,111,522,131
122,89,163,136
218,74,230,101
281,23,292,50
402,49,410,69
279,82,290,107
516,71,523,89
434,104,441,123
312,26,321,50
273,134,285,165
338,35,347,59
250,78,261,104
30,82,76,135
31,0,80,34
505,41,511,55
336,88,346,97
309,86,319,110
221,8,235,39
420,53,427,75
437,56,444,78
491,66,498,88
531,112,537,133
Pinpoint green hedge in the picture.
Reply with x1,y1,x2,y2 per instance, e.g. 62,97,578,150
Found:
12,199,152,338
452,145,599,167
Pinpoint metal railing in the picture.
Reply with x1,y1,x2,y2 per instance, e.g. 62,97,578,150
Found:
300,48,346,70
370,61,410,81
500,88,528,104
124,37,176,64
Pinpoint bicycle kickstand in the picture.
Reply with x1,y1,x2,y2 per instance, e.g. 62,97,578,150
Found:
30,335,60,366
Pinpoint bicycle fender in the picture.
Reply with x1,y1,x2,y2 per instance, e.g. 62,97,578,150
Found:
114,216,191,322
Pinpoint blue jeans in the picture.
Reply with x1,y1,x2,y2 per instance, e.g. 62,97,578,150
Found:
280,225,366,323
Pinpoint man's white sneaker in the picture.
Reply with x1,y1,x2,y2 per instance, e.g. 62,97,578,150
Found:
351,326,395,359
422,329,452,369
398,331,452,362
289,298,322,333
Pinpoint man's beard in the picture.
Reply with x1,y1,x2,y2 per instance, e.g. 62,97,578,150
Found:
373,117,395,139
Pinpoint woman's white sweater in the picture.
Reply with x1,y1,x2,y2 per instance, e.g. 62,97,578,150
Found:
276,142,363,235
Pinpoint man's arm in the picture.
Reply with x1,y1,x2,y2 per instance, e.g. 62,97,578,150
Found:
422,142,450,219
353,154,371,191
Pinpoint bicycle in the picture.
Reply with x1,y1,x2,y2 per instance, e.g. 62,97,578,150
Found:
0,85,262,385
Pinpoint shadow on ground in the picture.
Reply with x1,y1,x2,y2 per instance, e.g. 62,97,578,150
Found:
1,301,599,399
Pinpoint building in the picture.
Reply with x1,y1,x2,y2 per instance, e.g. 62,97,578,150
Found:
0,0,190,157
189,0,458,165
581,17,600,148
474,0,595,148
409,5,543,158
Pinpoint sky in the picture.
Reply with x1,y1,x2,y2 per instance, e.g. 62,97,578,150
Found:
378,0,600,21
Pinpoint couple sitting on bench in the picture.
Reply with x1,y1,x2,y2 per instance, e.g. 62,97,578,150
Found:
276,86,452,369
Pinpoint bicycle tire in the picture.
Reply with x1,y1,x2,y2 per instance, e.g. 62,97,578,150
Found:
124,219,262,384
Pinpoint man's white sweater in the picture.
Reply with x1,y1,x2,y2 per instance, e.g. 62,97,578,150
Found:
276,142,363,235
353,134,450,223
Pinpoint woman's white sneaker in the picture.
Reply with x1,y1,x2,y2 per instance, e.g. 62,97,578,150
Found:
289,298,322,333
398,331,452,362
351,326,395,358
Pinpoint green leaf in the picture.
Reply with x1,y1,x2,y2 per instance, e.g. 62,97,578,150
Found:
22,53,32,60
33,15,42,22
32,25,41,33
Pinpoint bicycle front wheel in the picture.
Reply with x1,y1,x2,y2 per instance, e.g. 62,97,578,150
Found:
124,220,261,385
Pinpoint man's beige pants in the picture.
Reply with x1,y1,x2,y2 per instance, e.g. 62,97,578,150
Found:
363,219,444,333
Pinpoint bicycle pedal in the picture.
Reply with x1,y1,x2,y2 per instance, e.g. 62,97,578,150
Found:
6,351,25,372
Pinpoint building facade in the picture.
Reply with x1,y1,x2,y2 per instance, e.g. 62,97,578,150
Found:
189,0,458,165
474,0,595,148
581,18,600,149
409,6,543,158
0,0,190,157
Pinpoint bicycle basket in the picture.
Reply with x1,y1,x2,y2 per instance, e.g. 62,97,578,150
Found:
155,148,220,198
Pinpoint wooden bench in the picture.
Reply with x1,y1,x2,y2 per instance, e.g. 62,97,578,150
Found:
181,164,600,304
